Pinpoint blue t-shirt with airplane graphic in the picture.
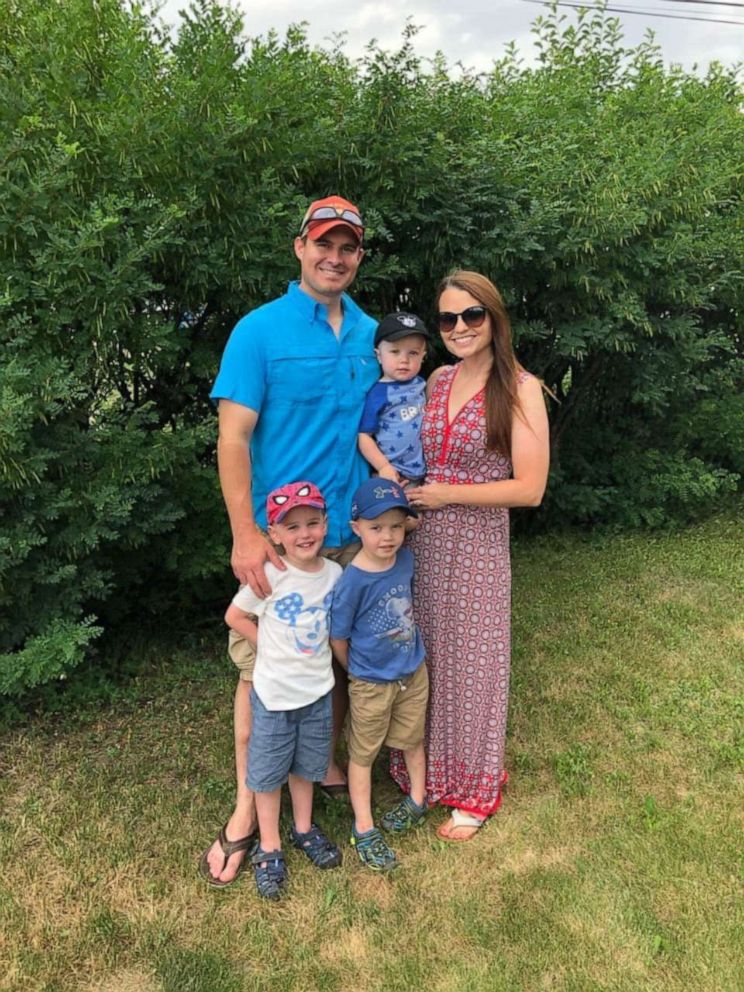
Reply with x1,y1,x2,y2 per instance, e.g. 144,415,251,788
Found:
330,547,425,682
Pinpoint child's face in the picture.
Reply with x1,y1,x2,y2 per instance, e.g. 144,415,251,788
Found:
375,335,427,382
268,505,327,568
351,508,407,566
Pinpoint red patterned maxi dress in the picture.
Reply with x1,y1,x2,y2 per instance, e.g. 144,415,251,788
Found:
390,364,528,816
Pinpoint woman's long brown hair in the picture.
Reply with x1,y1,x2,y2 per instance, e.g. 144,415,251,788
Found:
437,270,521,457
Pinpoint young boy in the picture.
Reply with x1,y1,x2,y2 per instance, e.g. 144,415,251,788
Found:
330,478,428,871
225,481,343,900
358,312,430,485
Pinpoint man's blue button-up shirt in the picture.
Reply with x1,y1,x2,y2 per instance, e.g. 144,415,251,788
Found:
211,281,379,545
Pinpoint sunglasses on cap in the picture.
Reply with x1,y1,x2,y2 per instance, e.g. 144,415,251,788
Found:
437,306,488,334
300,205,364,237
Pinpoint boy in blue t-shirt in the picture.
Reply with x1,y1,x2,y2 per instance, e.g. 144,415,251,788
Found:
358,312,429,485
330,478,428,872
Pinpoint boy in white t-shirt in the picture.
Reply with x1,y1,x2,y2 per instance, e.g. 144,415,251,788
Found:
224,481,343,900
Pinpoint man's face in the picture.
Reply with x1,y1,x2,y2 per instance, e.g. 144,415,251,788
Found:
294,226,364,303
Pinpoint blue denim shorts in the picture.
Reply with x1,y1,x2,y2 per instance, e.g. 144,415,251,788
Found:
247,689,332,793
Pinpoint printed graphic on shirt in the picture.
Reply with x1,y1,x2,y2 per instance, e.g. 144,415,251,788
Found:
273,590,334,656
367,584,416,649
359,377,427,479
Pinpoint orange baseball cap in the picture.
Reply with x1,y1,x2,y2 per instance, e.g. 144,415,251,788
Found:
299,195,364,243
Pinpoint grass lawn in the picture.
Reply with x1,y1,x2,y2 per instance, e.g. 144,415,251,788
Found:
1,515,742,992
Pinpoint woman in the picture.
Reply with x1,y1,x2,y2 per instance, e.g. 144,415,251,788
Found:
390,271,549,841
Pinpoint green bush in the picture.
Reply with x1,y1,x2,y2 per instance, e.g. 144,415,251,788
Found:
1,0,741,694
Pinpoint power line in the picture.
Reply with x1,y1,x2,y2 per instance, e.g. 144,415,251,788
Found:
656,1,744,8
522,0,744,25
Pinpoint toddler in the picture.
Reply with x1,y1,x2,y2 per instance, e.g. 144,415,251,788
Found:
225,480,343,899
330,478,428,871
358,312,429,484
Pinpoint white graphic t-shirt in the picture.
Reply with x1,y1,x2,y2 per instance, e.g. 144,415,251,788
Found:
232,558,342,710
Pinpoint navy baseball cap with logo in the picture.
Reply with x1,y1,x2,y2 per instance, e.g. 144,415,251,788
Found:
374,312,430,348
351,478,418,520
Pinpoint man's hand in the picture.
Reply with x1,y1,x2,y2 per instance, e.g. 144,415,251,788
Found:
232,528,286,597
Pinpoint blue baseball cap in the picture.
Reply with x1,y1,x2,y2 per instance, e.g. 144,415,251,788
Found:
351,478,418,521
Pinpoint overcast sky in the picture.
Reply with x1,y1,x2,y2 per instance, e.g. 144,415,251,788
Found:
157,1,742,74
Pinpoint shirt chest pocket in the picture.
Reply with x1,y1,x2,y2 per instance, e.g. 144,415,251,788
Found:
266,357,332,404
338,354,379,412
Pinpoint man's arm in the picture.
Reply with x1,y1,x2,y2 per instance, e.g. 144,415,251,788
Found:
216,398,285,596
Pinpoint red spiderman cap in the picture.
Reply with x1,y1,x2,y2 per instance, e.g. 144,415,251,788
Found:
266,480,326,526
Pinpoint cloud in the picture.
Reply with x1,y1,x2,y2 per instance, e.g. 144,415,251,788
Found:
349,3,401,30
157,0,741,73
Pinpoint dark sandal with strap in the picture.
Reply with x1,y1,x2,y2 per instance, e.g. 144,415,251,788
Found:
198,823,257,888
318,782,349,801
252,847,288,901
291,823,342,869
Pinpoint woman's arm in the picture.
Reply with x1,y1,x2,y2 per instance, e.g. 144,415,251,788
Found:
408,375,550,510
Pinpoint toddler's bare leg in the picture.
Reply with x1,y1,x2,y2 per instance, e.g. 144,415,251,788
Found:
403,741,426,807
288,774,314,834
255,787,282,854
348,760,374,833
323,661,348,788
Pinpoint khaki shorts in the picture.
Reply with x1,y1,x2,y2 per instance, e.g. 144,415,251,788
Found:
228,539,361,682
347,661,428,766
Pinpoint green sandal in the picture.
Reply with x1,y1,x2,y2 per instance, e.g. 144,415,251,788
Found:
350,826,398,872
380,795,428,833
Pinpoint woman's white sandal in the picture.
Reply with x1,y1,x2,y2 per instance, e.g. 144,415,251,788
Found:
437,808,486,842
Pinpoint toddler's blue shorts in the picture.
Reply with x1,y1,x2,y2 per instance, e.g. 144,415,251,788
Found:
247,688,332,793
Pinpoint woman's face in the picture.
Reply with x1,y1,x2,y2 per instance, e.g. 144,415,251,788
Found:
437,287,493,362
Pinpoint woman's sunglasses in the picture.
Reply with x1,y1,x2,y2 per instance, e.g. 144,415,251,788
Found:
437,306,488,334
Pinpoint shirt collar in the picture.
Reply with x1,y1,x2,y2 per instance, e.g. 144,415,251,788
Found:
286,280,361,330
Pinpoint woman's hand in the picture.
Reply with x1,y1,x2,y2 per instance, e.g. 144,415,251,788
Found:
406,482,451,511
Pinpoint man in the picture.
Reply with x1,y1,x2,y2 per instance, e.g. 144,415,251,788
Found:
200,195,379,885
